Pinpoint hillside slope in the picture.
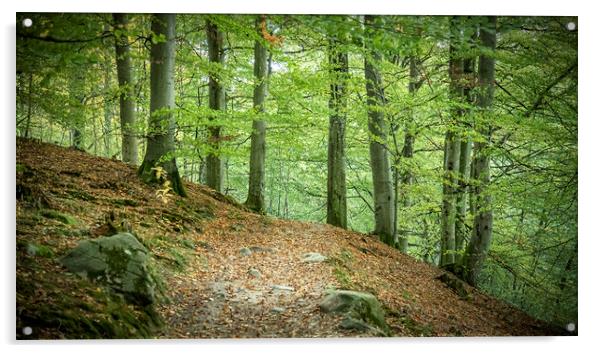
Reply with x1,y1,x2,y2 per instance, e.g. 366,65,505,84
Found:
15,138,564,338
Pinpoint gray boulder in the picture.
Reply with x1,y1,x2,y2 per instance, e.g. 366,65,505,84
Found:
60,233,157,306
319,290,389,335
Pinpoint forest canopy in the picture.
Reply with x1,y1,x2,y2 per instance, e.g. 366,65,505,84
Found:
16,13,577,327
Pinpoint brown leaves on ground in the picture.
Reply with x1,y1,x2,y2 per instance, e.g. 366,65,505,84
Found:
16,138,562,338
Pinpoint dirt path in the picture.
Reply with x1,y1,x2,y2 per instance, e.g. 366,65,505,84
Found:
157,216,362,338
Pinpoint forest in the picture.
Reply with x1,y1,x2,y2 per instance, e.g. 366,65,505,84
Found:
15,13,577,338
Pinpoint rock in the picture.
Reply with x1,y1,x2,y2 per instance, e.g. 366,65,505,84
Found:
249,246,275,253
239,247,252,256
271,285,295,292
60,233,157,306
302,252,327,263
319,290,389,335
271,306,286,313
248,268,262,278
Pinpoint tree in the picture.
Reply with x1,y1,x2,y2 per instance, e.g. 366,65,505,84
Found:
245,16,269,213
326,18,348,229
397,55,420,253
113,13,139,165
138,13,186,196
364,15,395,246
455,26,477,255
440,16,464,267
205,18,226,193
461,16,497,286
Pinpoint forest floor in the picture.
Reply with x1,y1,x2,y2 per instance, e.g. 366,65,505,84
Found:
15,138,566,338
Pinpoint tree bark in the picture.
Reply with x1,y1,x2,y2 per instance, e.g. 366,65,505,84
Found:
398,55,419,253
440,16,463,267
326,25,348,229
205,19,226,193
113,13,139,165
138,13,186,196
455,30,477,255
103,54,112,157
25,72,33,138
461,16,497,286
246,16,269,213
364,15,395,246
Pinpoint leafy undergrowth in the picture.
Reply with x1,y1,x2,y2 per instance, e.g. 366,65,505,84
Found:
15,138,566,339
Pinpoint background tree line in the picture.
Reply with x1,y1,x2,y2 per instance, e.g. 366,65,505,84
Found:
16,13,577,326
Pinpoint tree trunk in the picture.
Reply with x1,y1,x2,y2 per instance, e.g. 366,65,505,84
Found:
440,16,464,267
205,19,226,193
455,33,477,256
25,72,33,138
399,55,419,253
461,16,497,286
70,71,85,150
138,13,186,197
113,13,139,164
103,54,112,157
364,15,395,246
246,16,269,213
326,28,348,229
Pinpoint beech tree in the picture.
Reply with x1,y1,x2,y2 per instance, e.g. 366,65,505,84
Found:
440,16,463,266
113,13,138,165
461,16,497,286
205,18,226,193
364,15,395,246
138,13,186,196
326,17,349,229
246,16,269,213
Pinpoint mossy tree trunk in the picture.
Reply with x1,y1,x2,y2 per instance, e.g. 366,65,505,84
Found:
138,14,186,197
113,13,139,165
246,16,269,213
205,19,226,193
326,22,348,229
461,16,497,286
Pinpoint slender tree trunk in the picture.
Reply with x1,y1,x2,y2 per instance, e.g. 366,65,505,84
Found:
440,16,464,267
103,53,112,157
326,27,348,229
364,15,395,246
399,55,419,253
246,16,269,213
113,13,139,164
138,14,186,196
461,16,497,286
71,128,83,149
455,34,477,256
205,19,226,193
25,72,33,138
70,71,85,150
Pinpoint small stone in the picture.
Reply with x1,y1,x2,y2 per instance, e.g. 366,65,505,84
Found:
302,252,327,263
239,247,252,256
271,306,285,313
248,268,261,278
272,285,295,292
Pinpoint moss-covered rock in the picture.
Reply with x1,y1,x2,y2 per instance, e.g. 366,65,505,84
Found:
319,290,390,335
60,233,158,306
